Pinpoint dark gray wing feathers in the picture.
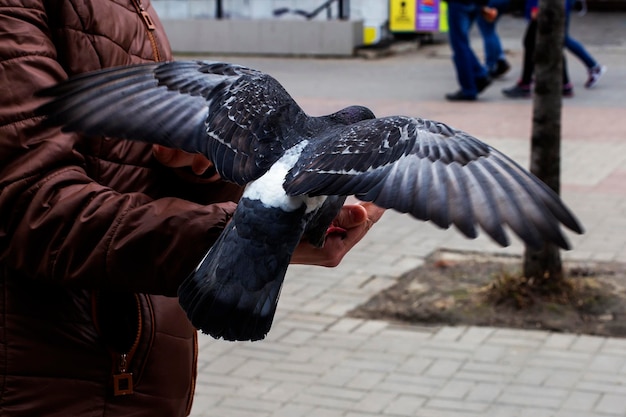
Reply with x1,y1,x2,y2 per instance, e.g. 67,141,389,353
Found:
284,116,583,249
37,60,308,185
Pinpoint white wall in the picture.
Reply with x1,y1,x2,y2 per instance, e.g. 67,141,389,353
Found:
152,0,389,43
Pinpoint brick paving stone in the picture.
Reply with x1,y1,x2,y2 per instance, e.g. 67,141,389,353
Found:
220,397,279,413
316,366,360,387
382,394,427,415
306,384,367,401
261,382,309,402
425,359,464,378
543,333,576,350
465,382,503,403
506,384,569,400
514,367,550,385
526,356,589,371
543,370,581,389
497,392,563,409
575,380,626,396
305,406,346,417
602,338,626,356
188,394,221,414
561,391,601,412
426,398,489,412
344,413,384,417
327,317,365,333
417,409,483,417
351,391,397,414
375,381,438,397
588,354,626,373
399,356,433,374
230,359,273,379
272,403,314,417
518,409,555,417
454,370,515,384
436,380,474,399
458,326,496,346
432,326,467,342
198,406,270,417
415,347,472,361
274,361,328,376
594,393,626,415
293,392,356,409
463,362,521,377
347,370,387,390
471,345,509,363
353,320,389,335
570,335,606,353
277,329,317,345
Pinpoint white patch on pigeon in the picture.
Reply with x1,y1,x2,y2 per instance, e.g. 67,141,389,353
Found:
244,140,327,213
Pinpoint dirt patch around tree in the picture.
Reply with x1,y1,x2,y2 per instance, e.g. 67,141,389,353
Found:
349,250,626,338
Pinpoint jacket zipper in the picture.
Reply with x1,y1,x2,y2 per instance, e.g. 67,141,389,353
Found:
186,331,199,415
131,0,161,61
111,293,143,396
91,291,143,396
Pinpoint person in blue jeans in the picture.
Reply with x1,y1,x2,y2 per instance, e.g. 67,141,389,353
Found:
477,0,511,78
503,0,605,98
502,0,573,98
565,0,606,88
445,0,493,101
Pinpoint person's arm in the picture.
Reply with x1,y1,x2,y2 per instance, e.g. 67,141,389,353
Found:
0,3,237,296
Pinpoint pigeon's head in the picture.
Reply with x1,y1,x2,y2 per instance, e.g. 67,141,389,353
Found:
328,105,376,125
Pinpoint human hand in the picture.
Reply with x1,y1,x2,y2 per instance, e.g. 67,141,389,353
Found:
530,6,538,19
481,6,498,22
152,144,213,175
291,202,385,267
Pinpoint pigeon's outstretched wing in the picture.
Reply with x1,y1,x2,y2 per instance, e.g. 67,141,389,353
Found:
37,60,308,184
285,116,584,249
36,60,585,341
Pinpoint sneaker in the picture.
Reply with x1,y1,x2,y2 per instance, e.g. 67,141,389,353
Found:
562,83,574,97
445,90,477,101
585,65,606,88
490,59,511,78
502,83,531,98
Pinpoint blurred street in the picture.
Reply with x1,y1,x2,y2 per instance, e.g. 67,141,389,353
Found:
183,12,626,417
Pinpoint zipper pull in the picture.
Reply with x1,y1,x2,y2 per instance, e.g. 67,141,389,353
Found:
140,10,157,30
134,0,157,30
113,353,134,396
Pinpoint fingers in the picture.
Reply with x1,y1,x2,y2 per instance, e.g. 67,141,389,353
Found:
291,202,386,267
332,202,384,229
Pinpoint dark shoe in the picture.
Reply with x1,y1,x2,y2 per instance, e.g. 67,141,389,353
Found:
476,76,492,94
490,59,511,78
502,83,531,98
562,83,574,97
445,90,477,101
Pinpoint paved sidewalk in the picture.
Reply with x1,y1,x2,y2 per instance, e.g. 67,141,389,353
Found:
187,13,626,417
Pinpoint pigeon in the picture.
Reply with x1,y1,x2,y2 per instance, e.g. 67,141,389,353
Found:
36,60,584,341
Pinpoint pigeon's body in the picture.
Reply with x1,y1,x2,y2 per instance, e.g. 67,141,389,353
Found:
37,60,583,341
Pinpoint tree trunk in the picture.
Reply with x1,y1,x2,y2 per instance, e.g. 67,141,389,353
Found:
522,0,566,283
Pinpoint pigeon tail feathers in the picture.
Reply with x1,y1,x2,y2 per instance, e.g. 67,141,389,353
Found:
178,197,308,341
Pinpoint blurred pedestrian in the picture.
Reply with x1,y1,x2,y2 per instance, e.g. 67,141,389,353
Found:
502,0,573,98
565,0,606,88
477,0,511,78
445,0,493,101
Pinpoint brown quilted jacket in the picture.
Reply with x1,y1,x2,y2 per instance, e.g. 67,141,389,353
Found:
0,1,243,415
